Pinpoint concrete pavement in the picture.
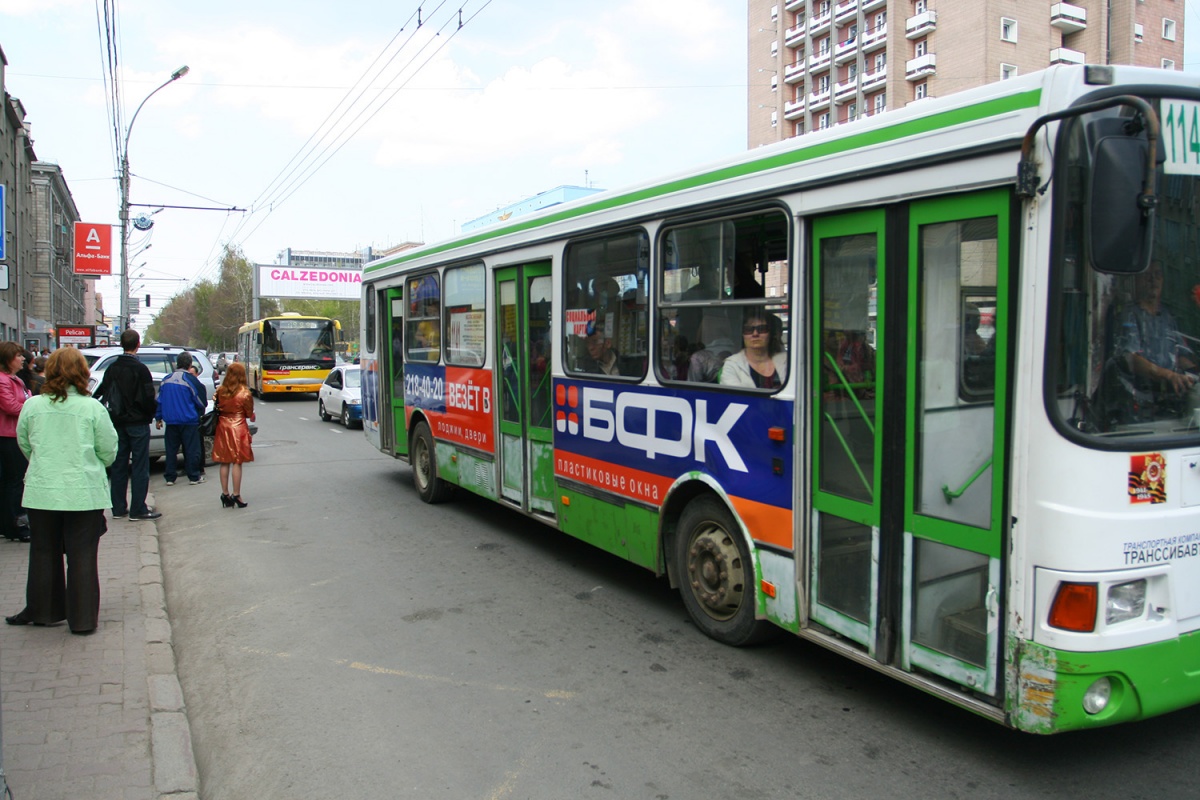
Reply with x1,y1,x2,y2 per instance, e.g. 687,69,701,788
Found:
0,496,199,799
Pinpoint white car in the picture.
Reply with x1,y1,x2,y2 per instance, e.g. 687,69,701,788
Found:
317,365,362,428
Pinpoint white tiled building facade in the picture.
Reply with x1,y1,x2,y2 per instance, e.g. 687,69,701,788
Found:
748,0,1186,147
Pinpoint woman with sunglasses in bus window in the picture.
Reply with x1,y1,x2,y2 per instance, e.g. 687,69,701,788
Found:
720,312,787,389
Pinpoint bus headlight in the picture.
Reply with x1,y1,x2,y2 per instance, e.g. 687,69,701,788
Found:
1082,677,1112,715
1105,580,1146,625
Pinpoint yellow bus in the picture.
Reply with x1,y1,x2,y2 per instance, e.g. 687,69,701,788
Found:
237,313,340,396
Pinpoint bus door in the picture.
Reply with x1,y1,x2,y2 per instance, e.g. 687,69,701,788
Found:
900,190,1009,696
811,192,1010,695
386,287,408,457
495,263,556,516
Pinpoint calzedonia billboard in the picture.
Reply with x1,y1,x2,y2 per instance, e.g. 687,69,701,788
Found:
257,264,361,300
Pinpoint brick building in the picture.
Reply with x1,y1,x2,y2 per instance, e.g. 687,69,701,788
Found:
748,0,1186,148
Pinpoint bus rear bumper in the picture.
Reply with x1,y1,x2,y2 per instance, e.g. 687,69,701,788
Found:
1012,628,1200,733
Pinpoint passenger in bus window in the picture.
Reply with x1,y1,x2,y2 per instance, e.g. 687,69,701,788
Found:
687,313,736,383
719,312,787,389
581,319,619,376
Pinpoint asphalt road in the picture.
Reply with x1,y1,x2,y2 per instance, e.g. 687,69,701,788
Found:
155,394,1200,800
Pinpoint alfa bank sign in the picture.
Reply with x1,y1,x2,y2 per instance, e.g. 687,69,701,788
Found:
73,223,113,276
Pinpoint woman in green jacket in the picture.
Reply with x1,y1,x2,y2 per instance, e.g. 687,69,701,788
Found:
5,348,118,634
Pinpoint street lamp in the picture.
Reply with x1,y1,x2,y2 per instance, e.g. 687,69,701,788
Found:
119,65,188,331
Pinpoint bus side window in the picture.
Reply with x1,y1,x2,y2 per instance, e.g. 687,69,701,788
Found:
658,210,791,388
406,273,441,363
563,230,649,379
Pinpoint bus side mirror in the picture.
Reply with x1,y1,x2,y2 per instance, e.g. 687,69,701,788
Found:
1087,135,1156,275
255,332,263,344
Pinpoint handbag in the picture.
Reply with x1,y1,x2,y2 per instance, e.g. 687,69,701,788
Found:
199,408,219,437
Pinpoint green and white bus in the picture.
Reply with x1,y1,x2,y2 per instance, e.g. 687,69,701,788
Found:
358,65,1200,733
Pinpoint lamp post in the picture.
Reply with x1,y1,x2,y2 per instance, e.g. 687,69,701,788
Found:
119,65,188,331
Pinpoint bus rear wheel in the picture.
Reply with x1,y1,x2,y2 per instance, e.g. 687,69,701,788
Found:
675,496,773,646
412,421,454,504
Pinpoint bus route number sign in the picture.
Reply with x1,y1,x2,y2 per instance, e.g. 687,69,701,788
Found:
1162,100,1200,176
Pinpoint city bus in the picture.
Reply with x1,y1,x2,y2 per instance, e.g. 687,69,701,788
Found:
237,314,340,395
358,65,1200,733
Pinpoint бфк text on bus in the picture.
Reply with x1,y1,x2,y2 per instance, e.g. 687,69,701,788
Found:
356,64,1200,733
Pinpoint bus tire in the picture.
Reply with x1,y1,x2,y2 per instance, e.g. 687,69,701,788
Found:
412,421,454,504
675,496,773,646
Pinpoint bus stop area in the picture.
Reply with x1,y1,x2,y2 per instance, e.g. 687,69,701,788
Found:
0,498,198,799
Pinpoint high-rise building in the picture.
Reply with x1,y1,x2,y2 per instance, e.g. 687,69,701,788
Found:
748,0,1185,148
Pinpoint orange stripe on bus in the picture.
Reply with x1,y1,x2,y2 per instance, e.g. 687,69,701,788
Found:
729,495,794,551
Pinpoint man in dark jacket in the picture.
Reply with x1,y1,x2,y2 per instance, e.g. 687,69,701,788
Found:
94,330,161,520
155,352,206,487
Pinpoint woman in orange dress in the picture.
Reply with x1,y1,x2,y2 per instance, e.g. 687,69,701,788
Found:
212,362,255,508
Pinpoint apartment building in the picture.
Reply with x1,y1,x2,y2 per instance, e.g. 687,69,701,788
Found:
748,0,1186,148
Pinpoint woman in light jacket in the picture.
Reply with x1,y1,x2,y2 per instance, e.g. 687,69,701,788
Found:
0,341,31,541
5,348,118,634
719,312,788,389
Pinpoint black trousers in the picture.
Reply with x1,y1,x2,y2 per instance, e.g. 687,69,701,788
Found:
0,437,28,538
22,509,107,632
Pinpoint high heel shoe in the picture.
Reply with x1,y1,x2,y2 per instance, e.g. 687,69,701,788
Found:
220,494,234,508
233,495,248,508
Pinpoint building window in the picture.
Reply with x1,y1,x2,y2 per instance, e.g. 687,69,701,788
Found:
771,4,779,23
1001,17,1017,43
914,82,927,100
794,121,805,136
818,112,830,130
875,11,886,29
915,0,926,13
818,36,830,55
1163,19,1177,42
1163,58,1176,70
771,74,779,91
1001,63,1018,80
848,102,858,120
848,62,858,79
818,74,831,93
875,52,886,70
1134,23,1144,42
874,92,886,113
771,39,779,56
915,39,927,57
772,110,779,126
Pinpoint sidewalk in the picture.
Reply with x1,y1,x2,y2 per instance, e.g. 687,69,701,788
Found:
0,496,199,799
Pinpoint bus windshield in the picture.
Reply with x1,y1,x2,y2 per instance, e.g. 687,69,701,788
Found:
262,318,337,367
1051,97,1200,445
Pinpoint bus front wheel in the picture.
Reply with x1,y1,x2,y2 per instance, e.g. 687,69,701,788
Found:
675,496,773,646
412,421,454,504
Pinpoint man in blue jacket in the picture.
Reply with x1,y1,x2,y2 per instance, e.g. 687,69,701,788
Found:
155,352,207,486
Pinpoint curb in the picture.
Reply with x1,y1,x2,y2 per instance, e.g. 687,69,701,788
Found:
137,511,201,799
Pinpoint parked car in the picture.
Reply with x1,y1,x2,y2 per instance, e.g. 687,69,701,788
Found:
317,364,362,428
82,344,256,464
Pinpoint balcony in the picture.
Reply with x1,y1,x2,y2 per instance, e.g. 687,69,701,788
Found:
784,97,807,120
905,53,937,80
785,22,806,48
834,76,859,103
809,48,833,73
785,0,806,11
1050,3,1087,34
834,34,859,64
809,87,833,111
862,22,887,52
784,57,808,84
906,10,938,39
862,0,885,11
834,0,859,24
1050,47,1085,65
861,65,887,91
809,9,832,36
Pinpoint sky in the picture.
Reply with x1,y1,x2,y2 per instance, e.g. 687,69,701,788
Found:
2,2,1199,332
0,0,748,329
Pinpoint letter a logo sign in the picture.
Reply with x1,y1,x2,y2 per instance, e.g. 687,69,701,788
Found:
73,222,113,276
